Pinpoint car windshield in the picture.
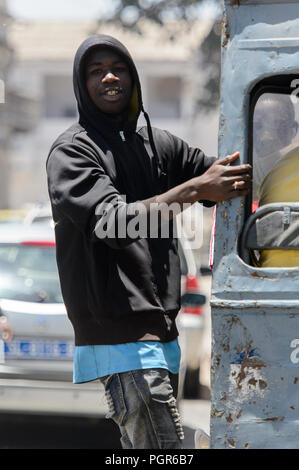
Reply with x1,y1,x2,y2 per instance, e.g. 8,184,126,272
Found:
0,243,63,303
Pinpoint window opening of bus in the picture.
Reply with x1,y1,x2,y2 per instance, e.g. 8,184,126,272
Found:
242,76,299,268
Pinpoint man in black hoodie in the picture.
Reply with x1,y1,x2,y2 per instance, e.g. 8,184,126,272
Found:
47,35,251,449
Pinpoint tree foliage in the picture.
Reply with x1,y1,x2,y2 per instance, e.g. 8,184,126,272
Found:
98,0,222,113
197,22,221,111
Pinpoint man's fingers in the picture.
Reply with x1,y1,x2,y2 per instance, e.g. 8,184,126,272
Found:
216,153,252,176
217,151,240,166
225,173,252,183
225,164,252,176
234,180,251,190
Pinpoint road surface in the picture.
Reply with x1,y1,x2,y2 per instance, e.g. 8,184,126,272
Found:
181,399,211,449
0,399,210,449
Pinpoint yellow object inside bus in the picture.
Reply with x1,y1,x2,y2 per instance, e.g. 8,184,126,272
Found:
258,145,299,267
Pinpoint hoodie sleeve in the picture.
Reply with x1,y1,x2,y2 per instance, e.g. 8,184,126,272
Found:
47,142,143,249
154,129,217,207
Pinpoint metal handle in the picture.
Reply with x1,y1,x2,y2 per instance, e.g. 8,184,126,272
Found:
240,202,299,262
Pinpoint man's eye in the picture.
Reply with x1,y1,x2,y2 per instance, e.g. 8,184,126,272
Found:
87,68,103,76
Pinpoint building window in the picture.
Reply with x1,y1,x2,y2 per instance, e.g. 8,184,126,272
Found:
147,76,181,119
44,75,77,118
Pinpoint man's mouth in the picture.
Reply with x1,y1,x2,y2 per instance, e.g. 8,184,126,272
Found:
103,87,122,96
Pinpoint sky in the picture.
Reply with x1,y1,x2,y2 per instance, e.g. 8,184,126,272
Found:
7,0,118,21
7,0,220,22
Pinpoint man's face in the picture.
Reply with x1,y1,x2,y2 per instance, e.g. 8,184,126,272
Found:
85,48,133,117
253,98,298,158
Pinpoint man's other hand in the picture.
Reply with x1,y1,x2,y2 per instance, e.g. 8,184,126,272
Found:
195,151,252,202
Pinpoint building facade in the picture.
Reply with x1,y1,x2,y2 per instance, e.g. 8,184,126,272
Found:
7,20,218,206
0,0,39,209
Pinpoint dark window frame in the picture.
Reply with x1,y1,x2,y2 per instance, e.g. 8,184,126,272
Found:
246,74,299,217
239,74,299,263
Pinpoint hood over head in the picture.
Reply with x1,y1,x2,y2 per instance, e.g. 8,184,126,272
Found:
73,34,164,181
73,34,144,134
73,34,164,182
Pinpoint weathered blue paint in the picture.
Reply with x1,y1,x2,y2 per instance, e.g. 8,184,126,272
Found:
231,348,259,365
211,0,299,449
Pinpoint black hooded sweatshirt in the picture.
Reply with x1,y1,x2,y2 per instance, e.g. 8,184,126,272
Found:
46,35,216,346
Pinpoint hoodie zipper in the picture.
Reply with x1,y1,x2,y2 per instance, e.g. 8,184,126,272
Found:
120,131,126,142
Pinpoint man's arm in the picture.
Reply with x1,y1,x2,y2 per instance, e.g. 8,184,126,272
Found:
47,143,250,248
141,128,250,209
141,152,251,215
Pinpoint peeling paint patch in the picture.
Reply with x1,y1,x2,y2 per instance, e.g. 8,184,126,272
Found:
211,407,225,419
230,342,266,391
229,361,268,399
231,348,259,365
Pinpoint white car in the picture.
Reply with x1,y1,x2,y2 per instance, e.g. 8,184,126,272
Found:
0,219,207,417
0,223,107,417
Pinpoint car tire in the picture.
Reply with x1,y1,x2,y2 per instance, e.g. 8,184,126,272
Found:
183,367,200,399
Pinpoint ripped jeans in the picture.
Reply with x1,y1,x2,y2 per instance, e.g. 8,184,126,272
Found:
100,368,184,449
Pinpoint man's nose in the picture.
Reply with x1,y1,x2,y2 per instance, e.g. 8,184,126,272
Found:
102,72,120,83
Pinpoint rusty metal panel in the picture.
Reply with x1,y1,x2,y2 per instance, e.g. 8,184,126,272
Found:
211,0,299,449
211,308,299,448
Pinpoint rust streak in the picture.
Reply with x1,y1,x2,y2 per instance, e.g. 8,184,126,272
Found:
228,438,236,448
264,416,284,422
249,271,279,281
248,378,257,387
221,13,230,47
259,379,268,390
251,416,285,423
